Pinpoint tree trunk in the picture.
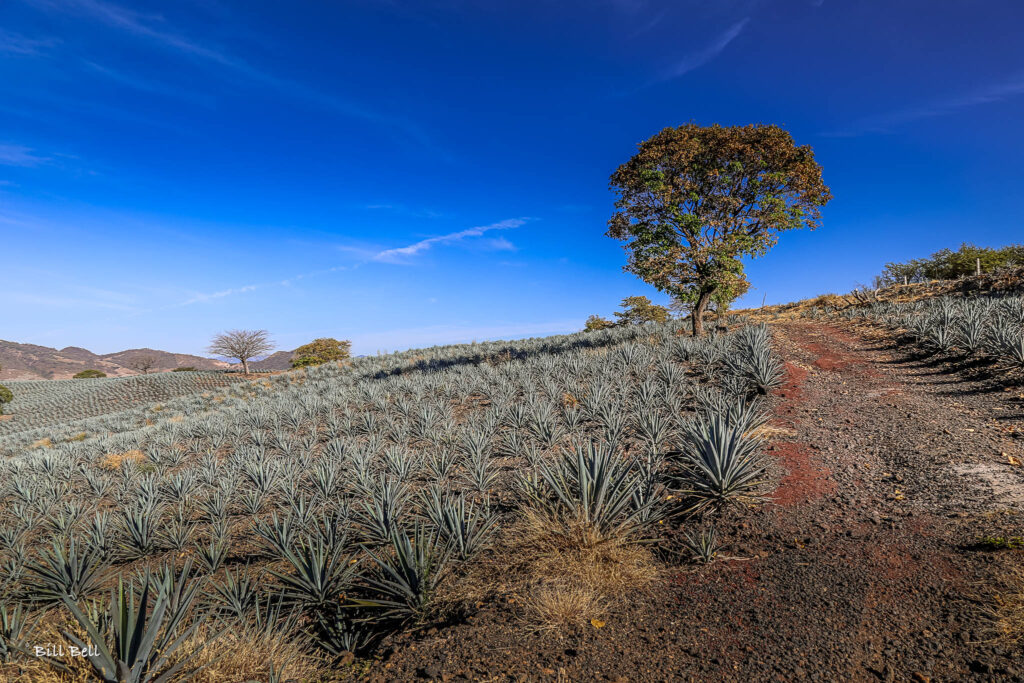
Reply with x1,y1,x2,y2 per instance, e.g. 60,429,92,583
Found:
242,359,249,375
691,290,711,337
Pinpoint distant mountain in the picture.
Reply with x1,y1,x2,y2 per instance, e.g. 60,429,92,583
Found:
0,340,233,380
250,350,295,372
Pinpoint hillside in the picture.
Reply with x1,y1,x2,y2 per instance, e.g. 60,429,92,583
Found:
0,303,1021,681
0,340,296,380
250,349,295,371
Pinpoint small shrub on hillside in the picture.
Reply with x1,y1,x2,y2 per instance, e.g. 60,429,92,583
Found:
292,338,352,368
0,384,11,415
876,242,1024,287
614,296,670,326
583,315,614,332
172,366,198,372
73,369,106,379
584,296,670,332
974,536,1024,551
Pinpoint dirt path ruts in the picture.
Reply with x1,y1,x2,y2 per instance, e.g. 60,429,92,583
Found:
772,322,1024,518
365,322,1024,682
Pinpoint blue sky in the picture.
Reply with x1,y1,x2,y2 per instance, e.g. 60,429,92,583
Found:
2,0,1022,356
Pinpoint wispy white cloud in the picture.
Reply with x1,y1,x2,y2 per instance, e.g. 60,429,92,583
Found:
372,218,527,264
35,0,444,151
627,9,668,38
51,0,238,66
0,29,59,56
168,262,354,309
484,236,517,252
656,18,749,82
0,143,49,167
166,218,526,308
176,284,259,307
825,72,1024,137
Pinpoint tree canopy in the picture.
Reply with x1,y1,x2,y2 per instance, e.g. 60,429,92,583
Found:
613,296,670,326
291,338,352,368
583,315,614,332
584,296,670,331
607,123,831,335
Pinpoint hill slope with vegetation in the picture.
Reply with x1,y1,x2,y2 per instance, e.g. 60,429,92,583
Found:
0,341,232,380
0,320,788,680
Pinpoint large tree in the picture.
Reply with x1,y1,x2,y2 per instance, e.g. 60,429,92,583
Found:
607,124,831,335
208,329,274,375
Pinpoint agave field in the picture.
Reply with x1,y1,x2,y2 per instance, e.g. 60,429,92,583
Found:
0,321,786,681
0,373,246,444
810,292,1024,370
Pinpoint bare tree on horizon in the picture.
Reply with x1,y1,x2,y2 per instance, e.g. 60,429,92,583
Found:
207,329,274,375
129,355,158,375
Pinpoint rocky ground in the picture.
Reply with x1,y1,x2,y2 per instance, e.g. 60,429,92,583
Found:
364,321,1024,682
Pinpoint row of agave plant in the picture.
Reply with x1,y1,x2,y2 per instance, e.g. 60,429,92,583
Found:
822,294,1024,368
0,321,785,681
0,372,245,439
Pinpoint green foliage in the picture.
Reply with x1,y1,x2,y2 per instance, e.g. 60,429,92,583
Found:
682,525,721,564
613,296,670,326
291,338,352,368
269,539,359,612
607,123,831,335
973,535,1024,551
671,407,769,514
421,487,497,561
171,367,197,372
57,570,214,683
0,603,29,662
25,537,108,605
709,270,751,315
73,370,107,379
585,297,670,332
522,441,659,543
0,384,11,415
875,242,1024,287
358,525,453,621
583,315,614,332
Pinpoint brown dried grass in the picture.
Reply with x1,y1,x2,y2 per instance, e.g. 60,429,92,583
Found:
440,509,657,632
988,564,1024,643
98,449,146,471
0,610,329,683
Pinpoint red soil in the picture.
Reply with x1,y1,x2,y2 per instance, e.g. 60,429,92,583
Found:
772,442,836,506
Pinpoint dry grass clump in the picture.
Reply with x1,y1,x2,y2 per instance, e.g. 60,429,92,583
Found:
30,437,53,449
442,510,657,632
987,564,1024,643
0,615,108,682
98,448,146,470
0,607,329,683
178,622,329,682
525,584,608,631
